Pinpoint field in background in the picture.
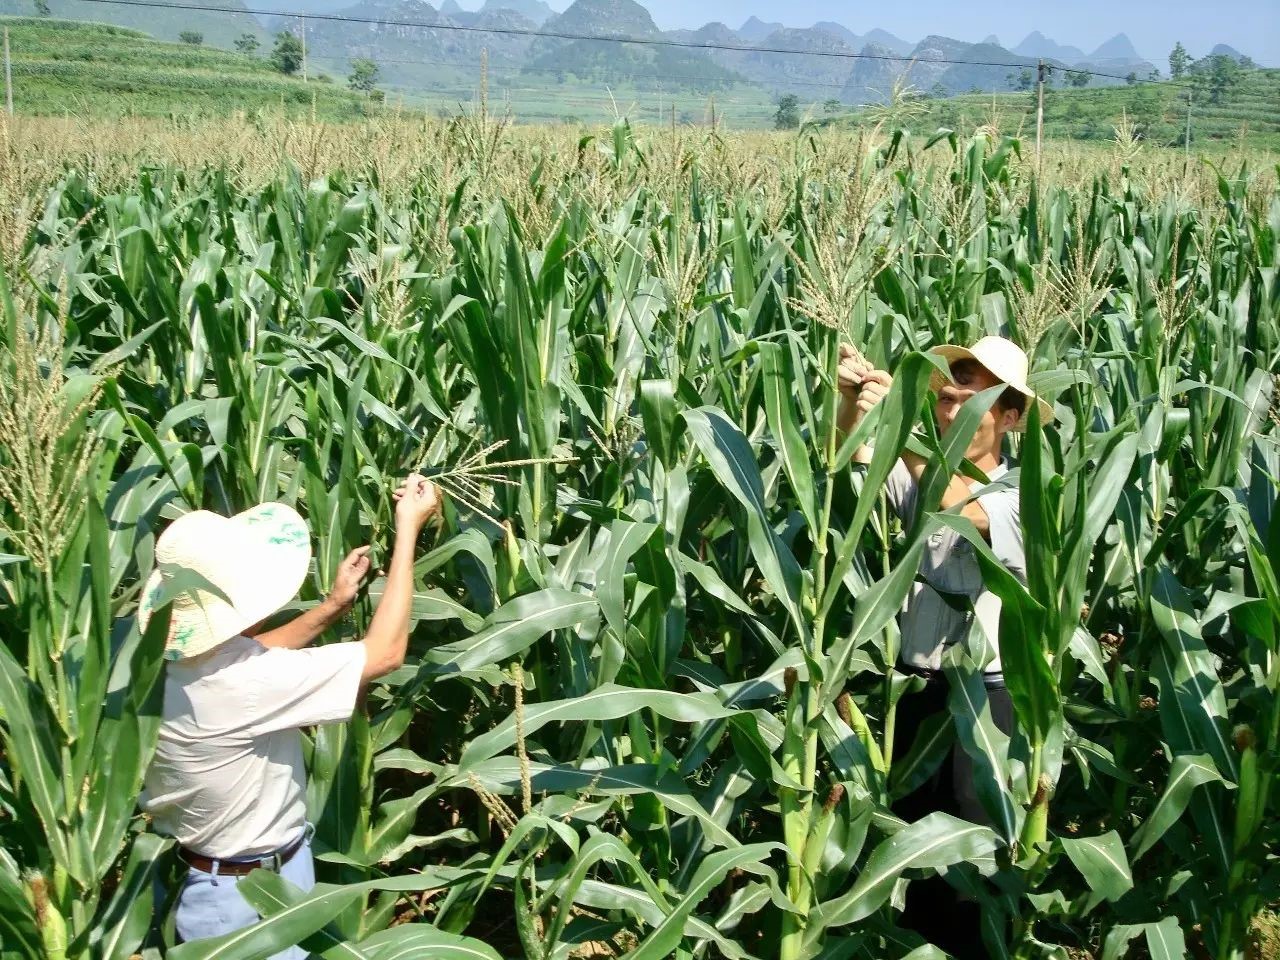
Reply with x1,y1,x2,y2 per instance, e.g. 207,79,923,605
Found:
2,16,1278,138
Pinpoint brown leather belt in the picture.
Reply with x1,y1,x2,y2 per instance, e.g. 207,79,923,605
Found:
178,831,306,877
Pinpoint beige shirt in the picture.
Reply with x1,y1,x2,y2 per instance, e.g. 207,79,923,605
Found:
141,635,367,858
883,459,1024,675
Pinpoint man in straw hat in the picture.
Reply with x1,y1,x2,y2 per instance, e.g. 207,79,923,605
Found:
837,335,1051,959
139,474,441,956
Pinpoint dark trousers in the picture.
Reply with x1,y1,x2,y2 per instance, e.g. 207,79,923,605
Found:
893,671,1015,960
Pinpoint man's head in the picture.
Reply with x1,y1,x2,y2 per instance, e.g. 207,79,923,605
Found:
929,336,1050,467
935,358,1027,463
138,503,312,661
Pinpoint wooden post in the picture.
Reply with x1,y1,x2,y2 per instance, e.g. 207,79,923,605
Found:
1184,88,1192,162
1035,59,1045,178
300,16,307,82
4,28,12,116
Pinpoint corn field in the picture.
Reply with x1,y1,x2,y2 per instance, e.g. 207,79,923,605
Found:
0,110,1278,960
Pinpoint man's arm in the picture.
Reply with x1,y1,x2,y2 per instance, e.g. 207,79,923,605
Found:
361,474,441,683
256,546,371,650
901,452,991,537
835,346,891,466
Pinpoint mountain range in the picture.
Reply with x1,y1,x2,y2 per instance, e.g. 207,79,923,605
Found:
4,0,1258,104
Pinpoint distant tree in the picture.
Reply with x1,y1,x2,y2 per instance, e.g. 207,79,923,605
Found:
1191,53,1243,104
1125,72,1137,85
822,97,842,114
1238,55,1255,70
348,58,379,94
33,0,51,15
369,88,386,103
1169,41,1190,80
929,82,948,99
774,93,800,130
1007,68,1034,91
1147,68,1161,81
234,33,260,55
1065,68,1090,87
179,31,203,45
271,30,304,75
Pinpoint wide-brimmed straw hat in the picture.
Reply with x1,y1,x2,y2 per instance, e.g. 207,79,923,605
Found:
928,335,1055,431
138,503,312,661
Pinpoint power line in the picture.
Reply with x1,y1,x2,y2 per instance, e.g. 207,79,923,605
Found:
64,0,1167,85
300,53,856,92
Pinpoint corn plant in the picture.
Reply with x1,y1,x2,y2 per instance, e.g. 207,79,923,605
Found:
0,115,1276,960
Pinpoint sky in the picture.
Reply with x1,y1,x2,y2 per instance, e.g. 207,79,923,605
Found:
520,0,1280,65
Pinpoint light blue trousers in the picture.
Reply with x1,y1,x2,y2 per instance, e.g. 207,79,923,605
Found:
172,834,316,960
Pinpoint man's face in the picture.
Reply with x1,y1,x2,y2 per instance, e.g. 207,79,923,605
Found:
936,360,1019,461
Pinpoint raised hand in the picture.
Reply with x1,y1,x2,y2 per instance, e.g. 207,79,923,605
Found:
392,473,442,533
837,343,872,399
328,545,372,609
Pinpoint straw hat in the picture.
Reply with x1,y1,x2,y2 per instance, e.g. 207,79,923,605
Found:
929,335,1055,430
138,503,312,661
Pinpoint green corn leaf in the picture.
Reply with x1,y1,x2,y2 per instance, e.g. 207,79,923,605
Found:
683,405,806,637
423,588,597,676
1101,917,1187,960
345,926,503,960
1060,831,1134,904
759,341,817,533
1149,566,1237,779
944,653,1018,845
626,843,782,960
1130,754,1227,861
458,685,740,769
809,813,1001,934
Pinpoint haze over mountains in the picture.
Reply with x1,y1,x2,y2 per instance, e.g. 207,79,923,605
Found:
1,0,1261,103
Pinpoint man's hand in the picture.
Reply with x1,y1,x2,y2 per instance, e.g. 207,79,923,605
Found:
328,546,372,610
258,545,370,650
837,344,872,400
837,345,893,461
393,473,442,534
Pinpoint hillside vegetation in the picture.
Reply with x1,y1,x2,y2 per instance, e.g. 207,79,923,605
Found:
0,0,263,46
831,69,1280,150
0,17,379,119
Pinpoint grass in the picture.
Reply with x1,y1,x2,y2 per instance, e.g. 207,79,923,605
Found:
0,16,378,120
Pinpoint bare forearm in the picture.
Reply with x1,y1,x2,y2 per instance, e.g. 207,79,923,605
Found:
837,397,876,465
903,453,990,536
256,597,347,649
362,527,420,679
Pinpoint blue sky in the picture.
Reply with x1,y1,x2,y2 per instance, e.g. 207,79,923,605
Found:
524,0,1280,65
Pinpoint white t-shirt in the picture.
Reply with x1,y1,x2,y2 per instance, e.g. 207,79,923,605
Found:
882,459,1025,675
141,635,367,858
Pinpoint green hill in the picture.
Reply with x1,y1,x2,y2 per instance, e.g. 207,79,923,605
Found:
833,68,1280,149
0,17,380,119
0,0,263,47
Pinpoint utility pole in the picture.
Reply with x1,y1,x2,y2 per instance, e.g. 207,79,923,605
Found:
4,28,12,116
1035,58,1046,178
1184,88,1192,163
300,16,307,82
